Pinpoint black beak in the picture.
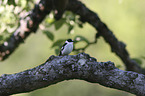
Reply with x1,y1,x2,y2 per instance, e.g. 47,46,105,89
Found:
72,40,75,42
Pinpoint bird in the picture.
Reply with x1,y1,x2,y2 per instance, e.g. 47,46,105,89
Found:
59,39,74,56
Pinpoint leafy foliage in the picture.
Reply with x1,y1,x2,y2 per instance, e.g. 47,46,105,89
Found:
0,0,35,44
43,30,54,41
51,39,66,48
54,19,66,30
51,39,66,55
42,11,90,55
1,0,145,96
74,35,89,43
0,0,93,55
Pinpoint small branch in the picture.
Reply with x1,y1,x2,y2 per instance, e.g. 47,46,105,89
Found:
67,0,145,73
0,0,144,74
73,39,97,52
0,53,145,96
0,0,52,61
73,33,98,52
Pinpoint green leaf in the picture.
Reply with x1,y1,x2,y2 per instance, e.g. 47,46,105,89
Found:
67,25,74,34
78,23,83,28
77,20,83,28
65,11,76,21
54,19,65,30
45,16,55,24
8,0,16,6
51,39,66,48
55,48,60,55
132,58,142,65
74,35,89,43
43,31,54,41
17,0,26,8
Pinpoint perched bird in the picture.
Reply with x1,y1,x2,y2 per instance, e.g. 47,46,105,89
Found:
59,39,74,56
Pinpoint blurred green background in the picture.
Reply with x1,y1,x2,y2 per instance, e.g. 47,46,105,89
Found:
1,0,145,96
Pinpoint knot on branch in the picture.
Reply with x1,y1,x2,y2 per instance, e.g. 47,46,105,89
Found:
99,61,115,70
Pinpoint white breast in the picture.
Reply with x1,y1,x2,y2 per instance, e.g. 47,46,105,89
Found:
62,43,73,55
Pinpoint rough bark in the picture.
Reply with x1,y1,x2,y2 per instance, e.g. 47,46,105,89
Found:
0,0,144,73
67,0,144,73
0,0,52,61
0,53,145,96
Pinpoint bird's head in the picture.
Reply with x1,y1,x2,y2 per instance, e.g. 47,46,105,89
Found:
65,39,74,43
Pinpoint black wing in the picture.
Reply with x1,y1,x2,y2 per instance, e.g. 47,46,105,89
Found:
59,43,67,56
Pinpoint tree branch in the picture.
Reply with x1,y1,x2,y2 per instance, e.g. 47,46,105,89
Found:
0,53,145,96
67,0,145,73
0,0,52,61
0,0,144,74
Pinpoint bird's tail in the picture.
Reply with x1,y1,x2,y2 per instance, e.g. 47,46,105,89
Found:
59,51,62,56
